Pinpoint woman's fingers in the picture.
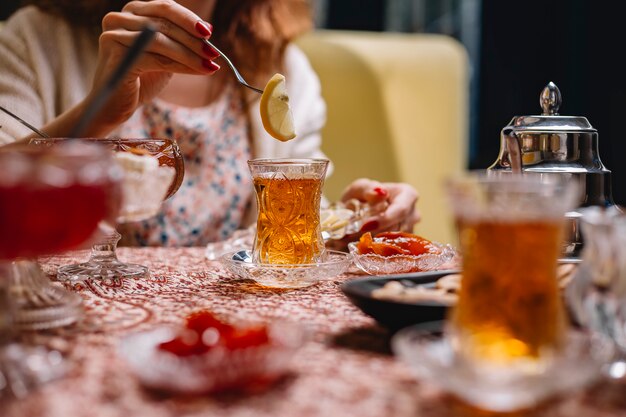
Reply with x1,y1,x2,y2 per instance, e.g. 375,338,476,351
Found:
134,50,218,75
381,183,419,228
102,11,220,62
100,0,222,76
341,178,388,205
341,178,422,236
123,0,211,39
99,30,219,75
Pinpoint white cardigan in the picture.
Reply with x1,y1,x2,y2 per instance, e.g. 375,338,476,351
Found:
0,6,329,167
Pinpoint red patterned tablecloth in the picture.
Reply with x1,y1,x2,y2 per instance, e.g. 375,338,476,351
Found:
3,248,625,417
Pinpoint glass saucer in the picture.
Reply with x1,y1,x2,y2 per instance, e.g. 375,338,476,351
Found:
220,250,352,289
391,323,614,412
118,322,307,395
348,242,458,275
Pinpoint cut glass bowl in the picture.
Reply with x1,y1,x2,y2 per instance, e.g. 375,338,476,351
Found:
348,242,457,275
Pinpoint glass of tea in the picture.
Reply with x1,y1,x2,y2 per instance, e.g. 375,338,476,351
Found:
445,172,579,363
248,158,329,265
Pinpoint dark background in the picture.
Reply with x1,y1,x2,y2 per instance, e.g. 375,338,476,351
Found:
325,0,625,204
3,0,625,203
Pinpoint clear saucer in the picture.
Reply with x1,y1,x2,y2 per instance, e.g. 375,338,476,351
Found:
391,323,614,412
348,242,458,275
118,322,307,395
220,250,352,289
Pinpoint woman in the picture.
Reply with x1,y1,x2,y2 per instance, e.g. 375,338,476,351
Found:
0,0,420,246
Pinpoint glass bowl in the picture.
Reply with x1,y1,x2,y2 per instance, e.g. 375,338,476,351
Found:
391,323,614,412
220,250,352,289
30,138,185,283
348,242,457,275
118,321,307,395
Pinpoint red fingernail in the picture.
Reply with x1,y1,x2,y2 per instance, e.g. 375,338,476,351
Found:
202,43,220,58
195,21,212,37
360,220,379,232
373,187,388,197
202,59,220,71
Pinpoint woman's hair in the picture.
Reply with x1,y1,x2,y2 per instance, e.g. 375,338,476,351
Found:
21,0,128,28
22,0,313,86
212,0,312,85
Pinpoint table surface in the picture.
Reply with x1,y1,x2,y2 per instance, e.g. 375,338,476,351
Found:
4,247,625,417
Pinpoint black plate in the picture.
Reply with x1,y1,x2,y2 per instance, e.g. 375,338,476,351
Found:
341,270,460,330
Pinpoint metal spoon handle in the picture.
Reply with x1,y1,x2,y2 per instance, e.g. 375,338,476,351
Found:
0,105,49,138
202,39,264,94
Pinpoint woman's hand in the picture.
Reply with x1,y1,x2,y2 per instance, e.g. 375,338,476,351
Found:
326,178,421,251
84,0,221,134
341,178,421,235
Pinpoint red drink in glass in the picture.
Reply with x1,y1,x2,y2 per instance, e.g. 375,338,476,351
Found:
0,183,113,260
0,141,122,397
0,143,121,260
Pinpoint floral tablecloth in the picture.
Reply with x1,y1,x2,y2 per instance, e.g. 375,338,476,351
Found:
3,248,625,417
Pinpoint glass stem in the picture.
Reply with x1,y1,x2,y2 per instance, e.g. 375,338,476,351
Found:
89,222,122,264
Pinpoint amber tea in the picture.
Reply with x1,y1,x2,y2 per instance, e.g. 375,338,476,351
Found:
446,173,578,363
452,219,565,361
249,159,328,265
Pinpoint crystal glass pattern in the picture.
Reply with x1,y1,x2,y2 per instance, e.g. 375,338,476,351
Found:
248,159,329,265
348,241,457,275
220,250,352,289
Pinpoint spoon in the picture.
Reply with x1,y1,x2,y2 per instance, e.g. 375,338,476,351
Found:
202,39,264,94
0,105,49,138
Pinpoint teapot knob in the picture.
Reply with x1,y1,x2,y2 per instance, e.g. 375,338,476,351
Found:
540,82,562,115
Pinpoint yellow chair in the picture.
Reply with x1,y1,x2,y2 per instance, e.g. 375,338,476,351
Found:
297,30,469,244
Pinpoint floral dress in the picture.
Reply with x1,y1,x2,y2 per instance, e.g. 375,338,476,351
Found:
116,85,253,247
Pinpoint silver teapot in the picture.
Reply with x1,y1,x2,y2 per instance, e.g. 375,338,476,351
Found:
488,82,615,259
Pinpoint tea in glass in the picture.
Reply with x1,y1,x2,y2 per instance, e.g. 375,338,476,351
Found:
446,173,578,362
249,159,328,265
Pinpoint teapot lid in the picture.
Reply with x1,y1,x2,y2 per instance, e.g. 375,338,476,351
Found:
506,82,595,132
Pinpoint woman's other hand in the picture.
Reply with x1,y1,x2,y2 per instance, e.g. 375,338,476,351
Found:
325,178,421,251
342,178,421,235
86,0,221,134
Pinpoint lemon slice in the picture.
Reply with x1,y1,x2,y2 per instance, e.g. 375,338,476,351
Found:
259,73,296,142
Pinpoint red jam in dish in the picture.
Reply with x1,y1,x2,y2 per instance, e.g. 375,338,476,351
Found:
158,310,270,357
356,231,440,257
